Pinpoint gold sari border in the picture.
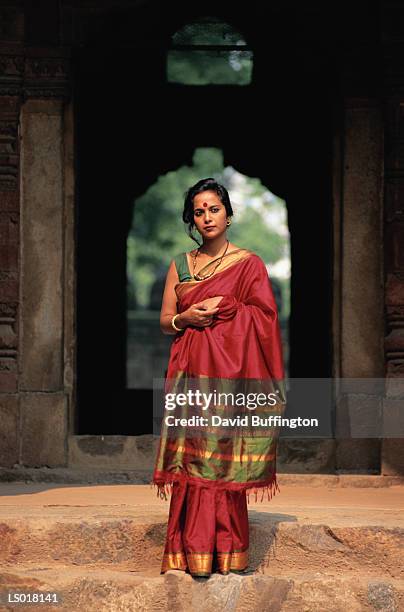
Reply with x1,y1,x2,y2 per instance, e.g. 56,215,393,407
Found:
216,550,249,572
161,552,187,573
186,552,213,576
161,550,249,575
175,248,253,300
163,441,276,463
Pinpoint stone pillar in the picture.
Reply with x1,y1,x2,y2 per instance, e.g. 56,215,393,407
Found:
0,7,24,467
381,52,404,475
19,98,67,466
336,99,384,472
0,29,72,468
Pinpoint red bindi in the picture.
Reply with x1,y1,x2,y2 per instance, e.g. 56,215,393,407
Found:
203,202,208,207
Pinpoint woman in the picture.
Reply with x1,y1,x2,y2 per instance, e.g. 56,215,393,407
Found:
152,178,286,578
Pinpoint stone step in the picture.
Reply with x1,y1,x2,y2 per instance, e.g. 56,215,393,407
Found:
0,564,403,611
1,511,403,581
1,482,403,610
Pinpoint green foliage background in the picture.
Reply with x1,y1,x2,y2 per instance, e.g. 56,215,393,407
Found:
167,18,252,86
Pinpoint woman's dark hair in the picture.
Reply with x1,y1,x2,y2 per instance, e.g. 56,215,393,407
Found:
182,178,233,245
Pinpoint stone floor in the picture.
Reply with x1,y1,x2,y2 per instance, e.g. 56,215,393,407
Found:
0,475,403,611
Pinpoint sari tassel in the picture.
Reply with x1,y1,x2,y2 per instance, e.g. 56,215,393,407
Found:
151,475,280,503
150,481,177,501
246,475,280,504
150,482,167,500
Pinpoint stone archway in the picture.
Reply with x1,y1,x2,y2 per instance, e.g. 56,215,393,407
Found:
1,1,399,476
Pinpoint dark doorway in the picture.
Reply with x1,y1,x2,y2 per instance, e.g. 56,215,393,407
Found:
74,17,335,435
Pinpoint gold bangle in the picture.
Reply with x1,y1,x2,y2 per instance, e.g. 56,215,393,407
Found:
171,314,183,332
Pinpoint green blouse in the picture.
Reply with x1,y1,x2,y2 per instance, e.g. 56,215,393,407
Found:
174,252,192,282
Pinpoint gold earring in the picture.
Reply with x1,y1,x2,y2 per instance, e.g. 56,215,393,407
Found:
226,219,232,226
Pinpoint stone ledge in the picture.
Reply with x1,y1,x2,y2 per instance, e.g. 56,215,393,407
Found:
0,512,403,577
1,467,404,487
0,565,402,612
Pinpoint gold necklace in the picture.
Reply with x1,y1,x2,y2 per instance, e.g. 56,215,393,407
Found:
192,240,230,281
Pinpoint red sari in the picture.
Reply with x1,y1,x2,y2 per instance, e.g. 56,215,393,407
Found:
152,248,286,577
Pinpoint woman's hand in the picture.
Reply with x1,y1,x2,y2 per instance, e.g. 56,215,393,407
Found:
178,299,221,328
